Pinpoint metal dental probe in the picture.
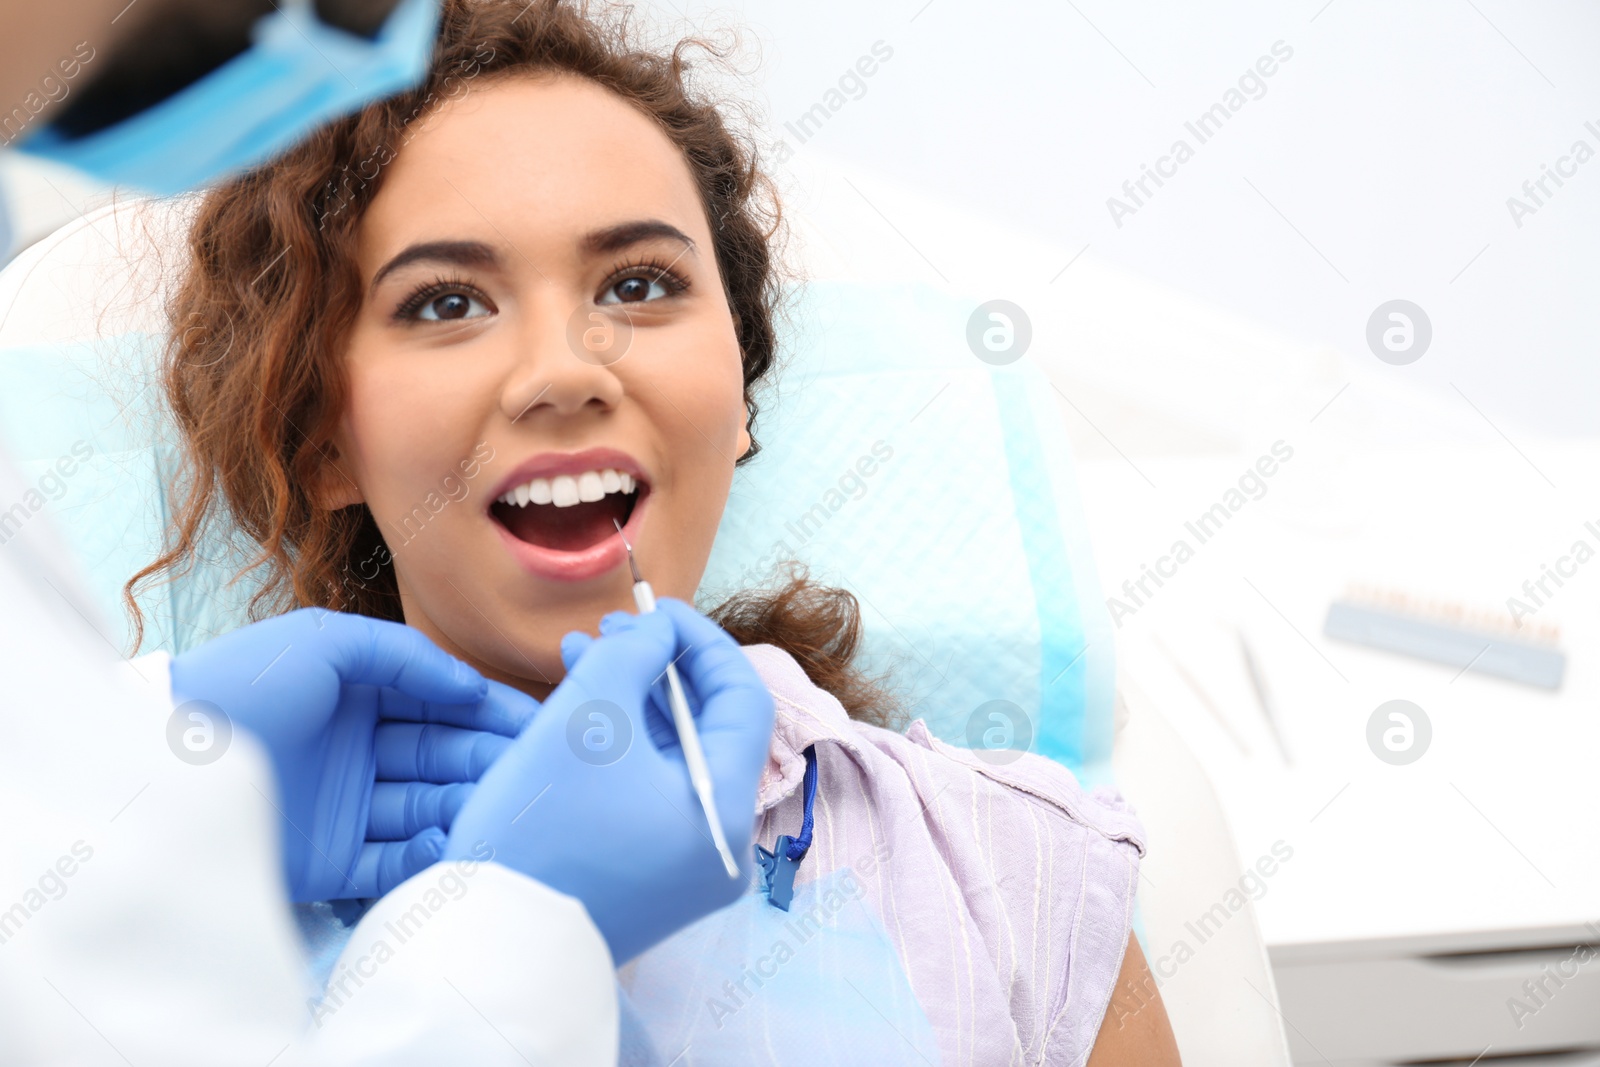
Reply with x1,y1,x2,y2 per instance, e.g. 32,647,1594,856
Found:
612,518,741,879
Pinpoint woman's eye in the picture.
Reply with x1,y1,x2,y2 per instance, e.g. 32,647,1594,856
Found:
598,273,673,305
415,290,491,322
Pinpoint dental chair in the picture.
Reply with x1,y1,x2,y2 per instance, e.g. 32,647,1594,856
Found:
0,190,1292,1065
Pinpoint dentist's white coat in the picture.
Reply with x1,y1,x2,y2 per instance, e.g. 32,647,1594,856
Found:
0,452,618,1066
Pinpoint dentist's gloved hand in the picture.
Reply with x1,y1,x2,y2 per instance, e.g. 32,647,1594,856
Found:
169,608,536,902
443,598,775,965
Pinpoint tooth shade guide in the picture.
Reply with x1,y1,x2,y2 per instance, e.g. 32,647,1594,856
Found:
1339,581,1562,646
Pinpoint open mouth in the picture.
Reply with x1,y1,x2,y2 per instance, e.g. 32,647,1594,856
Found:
489,467,644,553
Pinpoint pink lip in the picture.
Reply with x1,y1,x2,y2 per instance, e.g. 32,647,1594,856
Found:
487,447,651,584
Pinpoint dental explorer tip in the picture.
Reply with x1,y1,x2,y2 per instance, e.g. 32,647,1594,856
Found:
613,518,643,583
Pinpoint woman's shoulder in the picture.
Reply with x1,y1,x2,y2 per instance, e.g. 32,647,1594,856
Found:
742,641,1144,1063
870,718,1146,854
741,642,1145,857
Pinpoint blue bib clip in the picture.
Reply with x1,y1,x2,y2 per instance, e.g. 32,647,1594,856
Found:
754,745,818,911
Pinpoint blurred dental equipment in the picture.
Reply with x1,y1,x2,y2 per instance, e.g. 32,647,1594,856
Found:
1153,634,1251,757
615,518,740,879
1323,585,1566,690
1238,629,1293,765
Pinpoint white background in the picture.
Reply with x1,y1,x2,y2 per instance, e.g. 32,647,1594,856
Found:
656,0,1600,438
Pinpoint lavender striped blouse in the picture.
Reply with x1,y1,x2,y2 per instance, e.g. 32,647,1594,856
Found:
622,643,1147,1066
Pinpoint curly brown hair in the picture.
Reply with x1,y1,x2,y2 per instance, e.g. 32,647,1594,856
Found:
126,0,904,726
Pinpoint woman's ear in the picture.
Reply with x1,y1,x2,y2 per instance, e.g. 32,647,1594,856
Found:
736,421,753,462
312,440,365,510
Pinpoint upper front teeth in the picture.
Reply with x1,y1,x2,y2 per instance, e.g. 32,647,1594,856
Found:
498,468,637,508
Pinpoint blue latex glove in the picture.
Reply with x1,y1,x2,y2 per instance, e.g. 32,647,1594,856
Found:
443,598,776,965
168,608,536,902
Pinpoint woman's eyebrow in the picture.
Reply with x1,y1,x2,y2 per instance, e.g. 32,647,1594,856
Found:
580,219,696,257
369,239,501,293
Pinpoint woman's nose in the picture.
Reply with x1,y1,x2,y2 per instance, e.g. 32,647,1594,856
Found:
501,299,628,423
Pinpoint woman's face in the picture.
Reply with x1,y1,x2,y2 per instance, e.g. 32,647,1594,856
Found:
328,73,750,698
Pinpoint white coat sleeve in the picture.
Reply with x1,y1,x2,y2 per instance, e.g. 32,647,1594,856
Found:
307,862,619,1065
0,451,617,1066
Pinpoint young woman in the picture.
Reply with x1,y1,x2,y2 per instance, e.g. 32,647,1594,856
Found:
132,1,1180,1062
